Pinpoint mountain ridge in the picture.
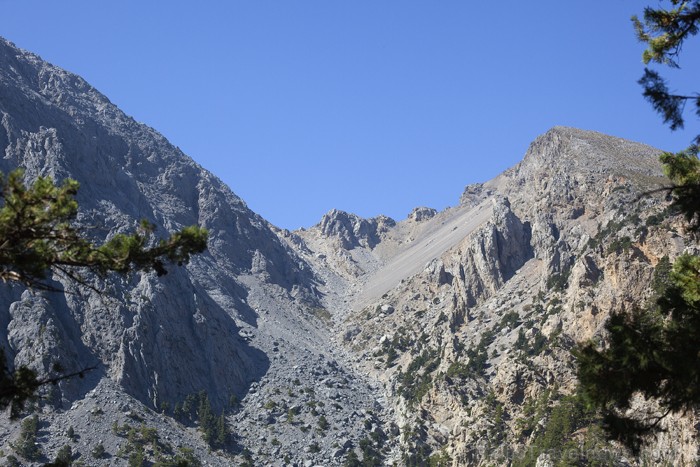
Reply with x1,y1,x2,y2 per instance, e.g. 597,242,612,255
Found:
0,36,698,466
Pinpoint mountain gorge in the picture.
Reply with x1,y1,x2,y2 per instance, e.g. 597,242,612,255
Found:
0,37,698,466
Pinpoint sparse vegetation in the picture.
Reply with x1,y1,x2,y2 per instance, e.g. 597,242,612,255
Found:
464,328,496,377
397,347,440,405
483,391,507,444
358,436,383,466
308,441,320,453
514,328,548,357
156,447,201,467
53,444,73,466
512,390,615,466
91,443,105,459
10,414,41,461
499,310,521,329
112,421,204,466
375,326,413,368
286,407,297,424
344,449,362,466
264,400,277,410
606,235,632,255
317,414,330,432
173,391,230,450
429,449,452,467
546,266,572,292
310,307,332,323
650,255,673,297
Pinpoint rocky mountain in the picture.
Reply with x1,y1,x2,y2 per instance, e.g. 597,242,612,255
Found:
0,37,384,466
0,36,698,466
291,127,699,465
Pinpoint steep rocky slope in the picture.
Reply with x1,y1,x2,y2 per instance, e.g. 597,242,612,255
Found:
291,127,699,465
0,35,698,466
0,37,384,466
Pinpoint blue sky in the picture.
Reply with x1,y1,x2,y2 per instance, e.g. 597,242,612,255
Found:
1,1,698,229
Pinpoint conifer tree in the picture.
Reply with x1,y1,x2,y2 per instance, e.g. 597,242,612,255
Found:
10,414,41,460
0,169,208,416
51,444,73,466
197,391,215,444
577,0,700,451
215,413,228,447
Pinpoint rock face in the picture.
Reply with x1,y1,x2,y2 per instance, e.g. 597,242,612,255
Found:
0,37,697,466
409,206,438,222
318,209,396,249
0,37,384,466
0,35,320,409
460,182,491,206
320,127,695,466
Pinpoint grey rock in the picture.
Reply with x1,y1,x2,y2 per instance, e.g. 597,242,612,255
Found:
317,209,395,249
0,36,695,467
408,206,437,222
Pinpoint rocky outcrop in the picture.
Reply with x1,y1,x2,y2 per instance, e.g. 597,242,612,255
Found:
409,207,438,222
460,182,492,207
0,36,696,467
331,128,697,466
435,197,532,308
0,36,393,467
317,209,395,249
0,35,323,410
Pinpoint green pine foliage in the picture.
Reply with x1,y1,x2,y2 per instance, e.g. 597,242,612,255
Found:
0,169,208,289
343,449,362,467
428,449,452,467
0,168,208,415
661,148,700,228
576,1,700,451
397,347,440,405
401,443,433,467
578,254,700,451
633,0,700,226
512,391,615,467
90,442,105,459
0,348,46,419
358,436,383,466
113,420,203,466
464,328,496,376
634,1,700,137
153,446,202,466
10,414,41,461
52,444,73,466
128,447,146,467
174,391,229,450
317,414,330,432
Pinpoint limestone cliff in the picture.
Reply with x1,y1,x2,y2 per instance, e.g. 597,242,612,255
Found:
296,127,698,465
1,35,697,467
0,37,383,466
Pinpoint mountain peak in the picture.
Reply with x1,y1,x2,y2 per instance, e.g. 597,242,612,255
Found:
317,209,396,249
1,35,695,466
515,126,664,184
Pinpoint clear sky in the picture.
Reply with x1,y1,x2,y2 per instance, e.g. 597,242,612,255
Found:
1,1,698,229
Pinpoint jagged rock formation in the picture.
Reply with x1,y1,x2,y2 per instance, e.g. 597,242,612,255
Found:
303,127,697,465
408,207,438,222
0,35,313,409
0,37,384,466
460,182,492,207
0,36,698,466
318,209,396,250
